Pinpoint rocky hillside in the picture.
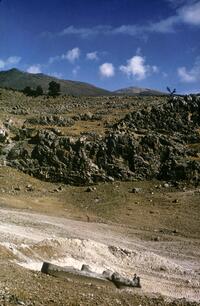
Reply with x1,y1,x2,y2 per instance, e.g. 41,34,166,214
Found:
0,68,111,96
0,93,199,186
114,86,166,96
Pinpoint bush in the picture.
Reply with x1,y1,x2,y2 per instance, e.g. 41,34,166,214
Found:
23,86,43,97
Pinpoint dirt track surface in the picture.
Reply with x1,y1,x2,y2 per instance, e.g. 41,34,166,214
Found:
0,166,199,305
0,206,200,305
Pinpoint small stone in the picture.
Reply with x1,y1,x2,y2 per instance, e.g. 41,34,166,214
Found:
26,184,34,191
153,236,160,242
163,183,170,188
131,187,142,193
85,186,96,192
17,301,25,305
14,186,21,191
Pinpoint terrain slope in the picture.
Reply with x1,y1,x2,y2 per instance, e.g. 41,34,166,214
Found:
0,68,111,96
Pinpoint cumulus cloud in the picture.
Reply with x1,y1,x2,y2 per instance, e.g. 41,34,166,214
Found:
27,65,41,74
177,58,200,82
99,63,115,78
86,51,98,60
0,56,21,69
49,48,80,65
63,47,80,63
120,55,158,80
179,1,200,25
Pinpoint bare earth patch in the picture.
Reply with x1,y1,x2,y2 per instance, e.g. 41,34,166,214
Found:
0,167,199,305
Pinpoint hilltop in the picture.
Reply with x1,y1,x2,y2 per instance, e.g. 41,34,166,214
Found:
0,68,168,97
114,86,166,96
0,68,110,96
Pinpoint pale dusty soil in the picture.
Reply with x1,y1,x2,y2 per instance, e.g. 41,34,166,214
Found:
0,167,199,305
0,207,200,305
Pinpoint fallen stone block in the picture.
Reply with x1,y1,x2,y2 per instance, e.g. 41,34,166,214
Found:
41,262,141,289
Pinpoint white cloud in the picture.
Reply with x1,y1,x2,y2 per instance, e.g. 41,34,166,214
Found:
152,65,159,73
72,65,80,76
57,24,143,37
6,56,21,65
0,56,21,69
52,2,200,40
60,25,98,37
111,25,141,35
49,72,63,79
162,72,168,78
48,48,81,65
149,16,180,33
120,55,157,80
0,60,5,69
179,1,200,25
99,63,115,78
86,51,98,60
177,58,200,82
27,65,41,74
48,56,60,64
62,47,80,63
178,67,196,82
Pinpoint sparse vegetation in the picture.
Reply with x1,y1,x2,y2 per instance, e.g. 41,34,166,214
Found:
23,85,43,97
166,86,176,96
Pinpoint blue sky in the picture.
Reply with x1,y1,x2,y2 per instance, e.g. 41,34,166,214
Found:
0,0,200,93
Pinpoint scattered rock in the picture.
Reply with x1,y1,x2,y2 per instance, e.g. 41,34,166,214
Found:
85,187,96,192
131,187,142,193
153,236,160,242
1,95,200,186
163,183,170,188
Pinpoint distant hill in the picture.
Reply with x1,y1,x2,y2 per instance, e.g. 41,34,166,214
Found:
0,68,110,96
0,69,168,97
114,86,166,96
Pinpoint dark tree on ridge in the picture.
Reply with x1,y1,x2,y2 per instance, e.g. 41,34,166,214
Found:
48,81,60,97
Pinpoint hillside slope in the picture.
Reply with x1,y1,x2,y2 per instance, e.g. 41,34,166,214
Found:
0,68,111,96
114,86,166,96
